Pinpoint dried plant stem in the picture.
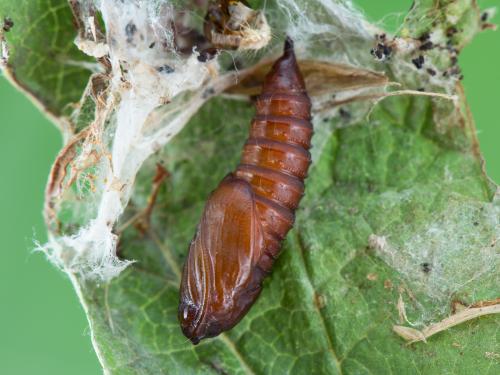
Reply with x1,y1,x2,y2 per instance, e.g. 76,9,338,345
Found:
393,302,500,343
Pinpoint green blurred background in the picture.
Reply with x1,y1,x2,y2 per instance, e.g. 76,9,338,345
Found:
0,1,498,374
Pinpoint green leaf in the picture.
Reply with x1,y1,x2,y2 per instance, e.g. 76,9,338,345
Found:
79,87,499,373
0,0,91,117
4,0,499,373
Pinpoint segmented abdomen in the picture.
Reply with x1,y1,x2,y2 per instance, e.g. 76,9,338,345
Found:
236,82,312,271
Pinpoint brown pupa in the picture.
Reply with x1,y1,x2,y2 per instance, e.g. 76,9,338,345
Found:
179,38,312,344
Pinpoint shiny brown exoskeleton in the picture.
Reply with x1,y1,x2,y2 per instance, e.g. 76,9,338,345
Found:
179,38,312,344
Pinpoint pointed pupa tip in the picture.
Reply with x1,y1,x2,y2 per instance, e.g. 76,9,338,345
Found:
284,37,294,55
261,36,305,95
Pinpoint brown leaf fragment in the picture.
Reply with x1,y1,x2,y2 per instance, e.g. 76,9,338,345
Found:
44,128,91,231
394,301,500,344
227,59,388,97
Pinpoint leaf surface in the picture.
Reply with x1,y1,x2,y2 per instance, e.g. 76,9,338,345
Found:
82,92,499,374
2,0,499,374
0,0,91,117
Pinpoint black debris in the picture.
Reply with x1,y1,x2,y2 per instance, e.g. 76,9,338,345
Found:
412,55,425,69
421,262,432,273
427,68,436,76
450,66,462,76
382,44,392,57
446,26,458,37
2,17,13,32
370,45,384,60
481,12,489,22
157,65,175,74
149,42,155,49
339,108,351,120
371,42,392,60
419,41,434,51
197,48,218,63
125,22,137,43
418,32,430,42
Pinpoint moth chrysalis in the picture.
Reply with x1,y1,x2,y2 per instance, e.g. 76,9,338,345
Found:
179,38,312,344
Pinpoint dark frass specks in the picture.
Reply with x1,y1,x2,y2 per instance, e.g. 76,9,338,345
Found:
421,262,432,274
412,55,425,69
197,48,218,63
125,21,137,43
2,17,14,32
370,34,392,61
157,65,175,74
418,32,431,42
418,29,467,89
419,40,434,51
339,108,351,121
446,26,458,38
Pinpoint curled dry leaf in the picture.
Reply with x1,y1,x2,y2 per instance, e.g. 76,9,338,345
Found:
226,59,388,97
